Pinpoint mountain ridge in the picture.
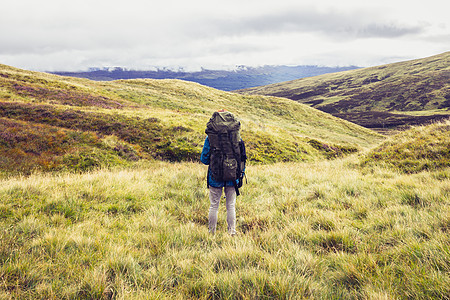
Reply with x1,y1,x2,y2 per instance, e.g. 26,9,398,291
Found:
237,52,450,129
52,65,359,91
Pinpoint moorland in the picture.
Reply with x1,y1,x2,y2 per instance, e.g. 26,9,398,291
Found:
238,52,450,130
0,55,449,299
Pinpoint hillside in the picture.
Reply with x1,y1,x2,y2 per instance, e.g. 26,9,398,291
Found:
1,121,448,298
1,64,449,299
0,64,382,175
238,52,450,129
362,119,450,173
52,65,358,91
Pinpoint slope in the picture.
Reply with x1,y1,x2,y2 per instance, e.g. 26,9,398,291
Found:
238,52,450,129
0,63,382,174
362,119,450,173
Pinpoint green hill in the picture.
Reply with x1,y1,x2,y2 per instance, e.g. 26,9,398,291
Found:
0,64,382,174
362,119,450,173
237,52,450,129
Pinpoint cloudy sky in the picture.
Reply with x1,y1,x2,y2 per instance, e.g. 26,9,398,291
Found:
1,0,449,71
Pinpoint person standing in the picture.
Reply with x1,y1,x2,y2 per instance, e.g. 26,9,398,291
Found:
200,110,246,235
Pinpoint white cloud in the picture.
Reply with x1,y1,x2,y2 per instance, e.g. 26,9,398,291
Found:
0,0,448,71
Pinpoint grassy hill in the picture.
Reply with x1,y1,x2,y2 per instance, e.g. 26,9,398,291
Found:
0,63,382,175
362,119,450,173
1,63,449,299
0,121,448,299
238,52,450,129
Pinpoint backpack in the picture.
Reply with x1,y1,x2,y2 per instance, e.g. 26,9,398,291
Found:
205,111,246,195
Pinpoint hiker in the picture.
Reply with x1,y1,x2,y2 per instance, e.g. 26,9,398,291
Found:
201,110,246,235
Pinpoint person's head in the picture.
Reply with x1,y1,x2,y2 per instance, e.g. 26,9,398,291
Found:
218,109,227,112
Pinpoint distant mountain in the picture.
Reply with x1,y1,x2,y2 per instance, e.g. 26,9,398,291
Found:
52,65,359,91
238,52,450,130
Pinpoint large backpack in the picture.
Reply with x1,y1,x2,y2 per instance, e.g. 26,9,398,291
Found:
205,111,246,195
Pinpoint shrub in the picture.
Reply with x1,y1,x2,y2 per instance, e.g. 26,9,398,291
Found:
308,138,358,159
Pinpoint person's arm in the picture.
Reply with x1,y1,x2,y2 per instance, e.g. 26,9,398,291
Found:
200,137,210,165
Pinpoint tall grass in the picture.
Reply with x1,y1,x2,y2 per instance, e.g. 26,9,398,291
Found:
362,119,450,173
1,156,448,299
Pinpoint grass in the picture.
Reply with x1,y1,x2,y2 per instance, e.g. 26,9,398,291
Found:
1,153,449,299
362,119,450,173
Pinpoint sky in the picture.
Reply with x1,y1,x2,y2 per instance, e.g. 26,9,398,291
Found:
1,0,449,72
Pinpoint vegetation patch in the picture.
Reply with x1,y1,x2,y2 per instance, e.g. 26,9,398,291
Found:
312,231,357,253
308,138,358,159
10,82,126,108
0,102,204,173
362,120,450,173
0,70,130,108
0,117,128,174
334,111,450,129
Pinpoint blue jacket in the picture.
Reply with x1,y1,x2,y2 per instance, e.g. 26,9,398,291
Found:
200,136,242,188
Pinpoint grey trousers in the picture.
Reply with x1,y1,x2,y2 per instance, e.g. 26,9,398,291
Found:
208,186,236,235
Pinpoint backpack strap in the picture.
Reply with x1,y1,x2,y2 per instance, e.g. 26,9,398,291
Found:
233,180,240,196
218,132,227,186
228,131,242,196
206,165,210,189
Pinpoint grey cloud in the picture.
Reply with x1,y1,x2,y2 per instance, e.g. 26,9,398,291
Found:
0,21,148,56
197,9,424,40
0,0,445,71
355,23,423,38
421,33,450,43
